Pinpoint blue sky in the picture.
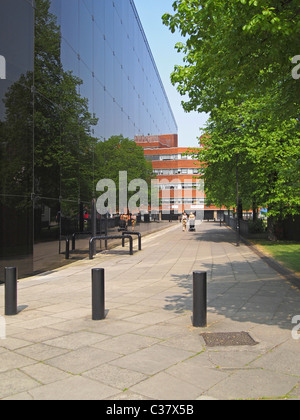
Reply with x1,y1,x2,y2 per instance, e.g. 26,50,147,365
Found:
134,0,209,148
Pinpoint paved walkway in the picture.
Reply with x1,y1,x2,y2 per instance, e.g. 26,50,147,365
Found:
0,222,299,400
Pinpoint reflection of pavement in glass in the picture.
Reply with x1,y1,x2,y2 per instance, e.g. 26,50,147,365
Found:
32,221,177,274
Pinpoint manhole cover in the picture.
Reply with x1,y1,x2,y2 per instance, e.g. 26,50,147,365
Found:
200,332,258,347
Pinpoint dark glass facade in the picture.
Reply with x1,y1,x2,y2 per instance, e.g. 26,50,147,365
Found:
0,0,177,282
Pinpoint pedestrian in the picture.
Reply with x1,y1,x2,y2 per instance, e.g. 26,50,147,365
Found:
189,213,196,231
123,214,128,230
131,215,136,231
182,212,188,232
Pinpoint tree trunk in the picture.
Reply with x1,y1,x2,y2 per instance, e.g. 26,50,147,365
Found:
267,215,277,241
252,201,257,222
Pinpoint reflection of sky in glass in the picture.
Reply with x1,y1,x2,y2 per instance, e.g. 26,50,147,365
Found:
0,0,177,133
49,0,178,140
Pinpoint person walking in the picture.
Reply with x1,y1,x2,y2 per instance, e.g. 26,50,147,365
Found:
131,215,136,231
189,212,196,231
182,212,188,232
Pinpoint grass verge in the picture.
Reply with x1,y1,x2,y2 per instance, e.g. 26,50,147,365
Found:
251,240,300,276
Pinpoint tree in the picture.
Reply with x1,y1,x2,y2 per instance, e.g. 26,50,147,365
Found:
163,0,300,238
94,135,154,212
162,0,300,118
190,95,300,219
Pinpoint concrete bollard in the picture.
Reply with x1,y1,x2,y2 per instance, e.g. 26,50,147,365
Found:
193,271,207,327
5,267,18,316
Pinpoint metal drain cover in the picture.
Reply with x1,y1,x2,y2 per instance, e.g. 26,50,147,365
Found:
200,332,258,347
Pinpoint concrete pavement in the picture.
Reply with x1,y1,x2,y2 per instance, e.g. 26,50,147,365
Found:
0,221,299,400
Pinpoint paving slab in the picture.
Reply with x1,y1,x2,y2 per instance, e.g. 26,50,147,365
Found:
130,371,201,400
0,370,40,399
207,369,300,400
110,344,194,376
82,364,148,391
28,375,119,401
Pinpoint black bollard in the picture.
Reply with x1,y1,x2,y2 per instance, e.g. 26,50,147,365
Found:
92,268,105,321
65,238,70,260
193,271,207,327
5,267,18,316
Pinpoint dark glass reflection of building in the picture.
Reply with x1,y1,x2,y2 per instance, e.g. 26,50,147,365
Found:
0,0,178,282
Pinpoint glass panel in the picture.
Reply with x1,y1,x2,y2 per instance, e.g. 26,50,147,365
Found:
79,0,93,72
61,0,79,54
94,25,105,88
0,0,34,282
61,38,80,78
93,0,105,34
33,197,60,273
0,0,179,281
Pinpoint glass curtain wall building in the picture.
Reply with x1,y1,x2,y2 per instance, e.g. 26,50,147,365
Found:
0,0,177,282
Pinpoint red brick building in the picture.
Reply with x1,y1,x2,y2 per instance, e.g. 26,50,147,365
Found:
135,134,225,220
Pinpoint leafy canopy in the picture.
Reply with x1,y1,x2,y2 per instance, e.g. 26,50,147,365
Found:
163,0,300,219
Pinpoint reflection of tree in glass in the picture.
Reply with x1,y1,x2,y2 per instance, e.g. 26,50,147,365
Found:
0,0,97,214
34,0,98,206
0,70,33,212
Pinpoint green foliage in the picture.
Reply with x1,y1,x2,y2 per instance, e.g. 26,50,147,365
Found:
248,219,266,234
194,95,300,217
95,135,154,183
163,0,300,116
163,0,300,224
94,135,155,206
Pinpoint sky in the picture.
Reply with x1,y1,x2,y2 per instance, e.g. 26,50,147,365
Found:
134,0,209,148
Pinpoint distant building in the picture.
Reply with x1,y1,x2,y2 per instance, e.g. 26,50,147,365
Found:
135,134,226,220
